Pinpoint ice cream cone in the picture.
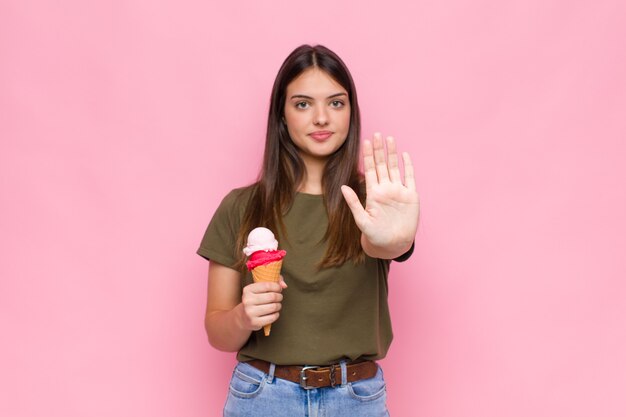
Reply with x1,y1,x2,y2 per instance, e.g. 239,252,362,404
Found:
251,260,283,336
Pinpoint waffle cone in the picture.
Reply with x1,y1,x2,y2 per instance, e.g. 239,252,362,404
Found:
251,260,283,336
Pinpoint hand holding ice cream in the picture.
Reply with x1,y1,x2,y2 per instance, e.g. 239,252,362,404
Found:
243,227,286,336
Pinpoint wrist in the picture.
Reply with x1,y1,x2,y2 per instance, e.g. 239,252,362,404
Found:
232,303,248,332
361,235,413,259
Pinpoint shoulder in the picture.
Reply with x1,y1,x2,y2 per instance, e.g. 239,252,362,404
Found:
198,185,257,265
207,184,257,230
219,184,257,210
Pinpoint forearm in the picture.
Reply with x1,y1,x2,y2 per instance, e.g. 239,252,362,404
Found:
205,303,251,352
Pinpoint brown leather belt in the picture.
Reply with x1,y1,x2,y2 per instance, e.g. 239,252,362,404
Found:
246,359,378,389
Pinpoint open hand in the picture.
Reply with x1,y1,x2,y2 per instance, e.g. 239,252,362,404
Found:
341,133,419,258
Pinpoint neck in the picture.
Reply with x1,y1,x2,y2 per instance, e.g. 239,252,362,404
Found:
298,154,326,195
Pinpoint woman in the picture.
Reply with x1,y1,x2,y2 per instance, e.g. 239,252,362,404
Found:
197,44,419,416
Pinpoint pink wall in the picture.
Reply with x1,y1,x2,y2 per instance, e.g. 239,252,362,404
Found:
2,1,625,416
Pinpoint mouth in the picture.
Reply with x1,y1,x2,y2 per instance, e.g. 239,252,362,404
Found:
309,131,333,141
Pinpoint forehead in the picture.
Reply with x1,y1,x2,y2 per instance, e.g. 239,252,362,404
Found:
286,68,347,96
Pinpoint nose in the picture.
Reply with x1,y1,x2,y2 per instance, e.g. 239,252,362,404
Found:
313,106,329,126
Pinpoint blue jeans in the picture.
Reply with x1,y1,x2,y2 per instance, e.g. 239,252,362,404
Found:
223,361,390,417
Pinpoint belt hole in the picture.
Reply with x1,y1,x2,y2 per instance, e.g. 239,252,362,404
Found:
352,372,356,376
318,378,323,382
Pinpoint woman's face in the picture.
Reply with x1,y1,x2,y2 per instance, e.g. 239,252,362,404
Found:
283,67,351,162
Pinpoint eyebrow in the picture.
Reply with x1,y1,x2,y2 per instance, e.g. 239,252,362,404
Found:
289,93,348,100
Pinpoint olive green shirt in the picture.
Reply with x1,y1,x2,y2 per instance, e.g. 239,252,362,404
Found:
197,186,412,365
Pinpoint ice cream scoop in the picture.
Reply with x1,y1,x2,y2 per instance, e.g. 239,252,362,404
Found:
243,227,278,256
246,249,287,270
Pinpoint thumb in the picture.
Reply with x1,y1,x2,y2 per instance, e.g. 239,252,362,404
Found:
340,185,368,229
279,275,288,289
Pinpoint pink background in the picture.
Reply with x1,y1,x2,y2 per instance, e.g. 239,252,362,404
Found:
2,0,625,416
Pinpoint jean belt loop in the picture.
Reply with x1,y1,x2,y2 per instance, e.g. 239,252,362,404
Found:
267,363,276,384
340,360,348,386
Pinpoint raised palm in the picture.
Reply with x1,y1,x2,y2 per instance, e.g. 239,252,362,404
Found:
341,133,420,258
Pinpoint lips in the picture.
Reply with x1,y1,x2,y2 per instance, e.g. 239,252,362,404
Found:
309,131,333,141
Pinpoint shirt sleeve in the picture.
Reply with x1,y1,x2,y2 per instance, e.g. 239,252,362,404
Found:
196,189,245,269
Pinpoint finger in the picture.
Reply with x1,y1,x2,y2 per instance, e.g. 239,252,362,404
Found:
242,290,283,308
341,185,369,230
372,132,390,182
279,277,288,289
362,139,377,191
247,310,281,330
247,281,283,294
253,291,284,306
256,312,280,327
253,302,282,317
402,152,416,190
386,136,401,183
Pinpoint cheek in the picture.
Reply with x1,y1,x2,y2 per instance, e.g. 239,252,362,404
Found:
284,117,304,142
284,110,305,131
340,111,351,132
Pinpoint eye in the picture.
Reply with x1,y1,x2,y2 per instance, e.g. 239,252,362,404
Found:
330,100,345,108
295,101,310,109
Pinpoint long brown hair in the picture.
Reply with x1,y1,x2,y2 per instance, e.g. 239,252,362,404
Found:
235,44,365,270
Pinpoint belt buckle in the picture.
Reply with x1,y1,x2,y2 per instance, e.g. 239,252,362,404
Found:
299,366,319,389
